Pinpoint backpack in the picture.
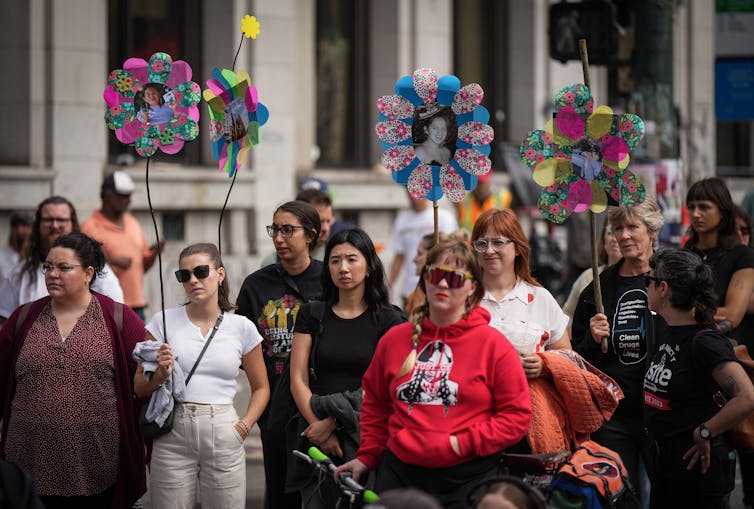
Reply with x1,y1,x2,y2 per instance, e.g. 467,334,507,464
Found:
547,440,637,509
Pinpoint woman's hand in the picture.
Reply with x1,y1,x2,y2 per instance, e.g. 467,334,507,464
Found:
334,458,368,484
522,354,543,379
589,313,610,346
683,427,711,474
154,342,174,385
320,433,343,458
302,417,338,445
235,419,252,441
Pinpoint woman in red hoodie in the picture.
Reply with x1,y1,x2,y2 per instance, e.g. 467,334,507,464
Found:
335,240,531,508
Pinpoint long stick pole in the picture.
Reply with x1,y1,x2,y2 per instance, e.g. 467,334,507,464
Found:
433,200,439,245
578,39,607,354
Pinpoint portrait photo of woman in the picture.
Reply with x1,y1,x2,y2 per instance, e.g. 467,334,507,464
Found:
412,104,457,166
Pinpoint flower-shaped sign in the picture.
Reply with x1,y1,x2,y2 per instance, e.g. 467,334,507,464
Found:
203,68,269,177
104,52,201,157
520,84,645,224
376,68,493,202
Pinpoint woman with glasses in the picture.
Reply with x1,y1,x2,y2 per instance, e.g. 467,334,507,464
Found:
334,240,531,507
237,200,324,509
288,228,405,507
0,232,145,508
572,196,666,507
471,208,571,379
134,242,269,508
683,178,754,507
643,249,754,508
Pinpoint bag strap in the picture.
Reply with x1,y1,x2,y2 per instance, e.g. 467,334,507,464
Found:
307,301,327,382
185,314,224,386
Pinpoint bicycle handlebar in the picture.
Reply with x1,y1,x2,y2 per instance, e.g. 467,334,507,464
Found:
292,447,380,504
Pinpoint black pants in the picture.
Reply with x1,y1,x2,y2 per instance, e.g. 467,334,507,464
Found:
260,415,301,509
650,435,736,509
376,449,500,509
39,484,115,509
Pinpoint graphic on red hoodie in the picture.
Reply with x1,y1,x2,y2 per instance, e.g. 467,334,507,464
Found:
396,340,458,414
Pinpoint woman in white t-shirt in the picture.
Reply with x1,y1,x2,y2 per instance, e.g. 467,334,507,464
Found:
134,243,270,509
471,208,571,379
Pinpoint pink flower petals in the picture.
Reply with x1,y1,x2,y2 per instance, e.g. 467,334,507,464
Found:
377,95,415,120
451,83,484,115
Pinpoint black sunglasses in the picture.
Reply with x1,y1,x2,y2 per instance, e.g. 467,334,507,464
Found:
175,265,211,283
644,274,662,287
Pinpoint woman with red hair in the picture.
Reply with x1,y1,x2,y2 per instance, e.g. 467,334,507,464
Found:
471,208,571,379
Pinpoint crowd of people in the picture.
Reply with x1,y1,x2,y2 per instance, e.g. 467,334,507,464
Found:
1,173,754,509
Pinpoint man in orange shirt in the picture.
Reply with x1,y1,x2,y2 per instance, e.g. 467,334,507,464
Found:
82,171,163,321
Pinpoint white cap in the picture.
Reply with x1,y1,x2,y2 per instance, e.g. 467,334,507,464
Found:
103,170,135,195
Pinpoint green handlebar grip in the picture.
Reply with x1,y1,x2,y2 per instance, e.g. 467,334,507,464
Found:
308,446,329,462
363,490,380,504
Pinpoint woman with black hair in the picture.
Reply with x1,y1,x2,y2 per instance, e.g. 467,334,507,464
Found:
684,178,754,507
237,200,324,509
644,248,754,508
0,232,145,508
684,177,754,339
289,228,406,508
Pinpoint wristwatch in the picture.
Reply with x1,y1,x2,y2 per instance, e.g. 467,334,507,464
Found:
699,423,712,440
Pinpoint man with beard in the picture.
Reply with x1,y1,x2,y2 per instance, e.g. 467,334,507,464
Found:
0,196,123,327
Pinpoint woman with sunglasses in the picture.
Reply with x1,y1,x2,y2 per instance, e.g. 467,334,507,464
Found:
643,249,754,508
334,240,531,507
572,196,666,507
0,232,145,508
134,243,269,508
236,200,323,509
683,178,754,507
471,208,571,379
288,228,406,507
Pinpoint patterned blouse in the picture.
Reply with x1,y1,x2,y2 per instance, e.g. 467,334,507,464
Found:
5,297,120,496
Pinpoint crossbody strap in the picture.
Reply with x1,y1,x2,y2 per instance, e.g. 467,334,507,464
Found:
307,301,327,382
185,314,224,386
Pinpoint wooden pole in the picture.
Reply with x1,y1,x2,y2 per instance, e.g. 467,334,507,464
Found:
433,200,439,245
578,39,608,354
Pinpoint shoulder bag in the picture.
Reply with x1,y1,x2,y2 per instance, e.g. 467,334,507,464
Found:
141,313,224,439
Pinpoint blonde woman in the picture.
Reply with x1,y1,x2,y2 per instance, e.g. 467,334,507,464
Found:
335,240,531,507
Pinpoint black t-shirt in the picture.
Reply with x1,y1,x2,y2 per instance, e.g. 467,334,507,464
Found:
236,260,323,379
644,325,735,441
294,303,405,395
686,243,754,345
573,260,656,420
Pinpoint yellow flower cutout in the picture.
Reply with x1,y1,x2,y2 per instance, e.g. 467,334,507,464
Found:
241,15,260,39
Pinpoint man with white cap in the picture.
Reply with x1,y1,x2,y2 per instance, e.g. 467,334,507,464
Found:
82,171,163,321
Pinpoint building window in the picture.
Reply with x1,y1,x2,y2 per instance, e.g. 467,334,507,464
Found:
315,0,370,168
162,211,185,241
453,0,508,165
717,122,752,176
107,0,201,165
